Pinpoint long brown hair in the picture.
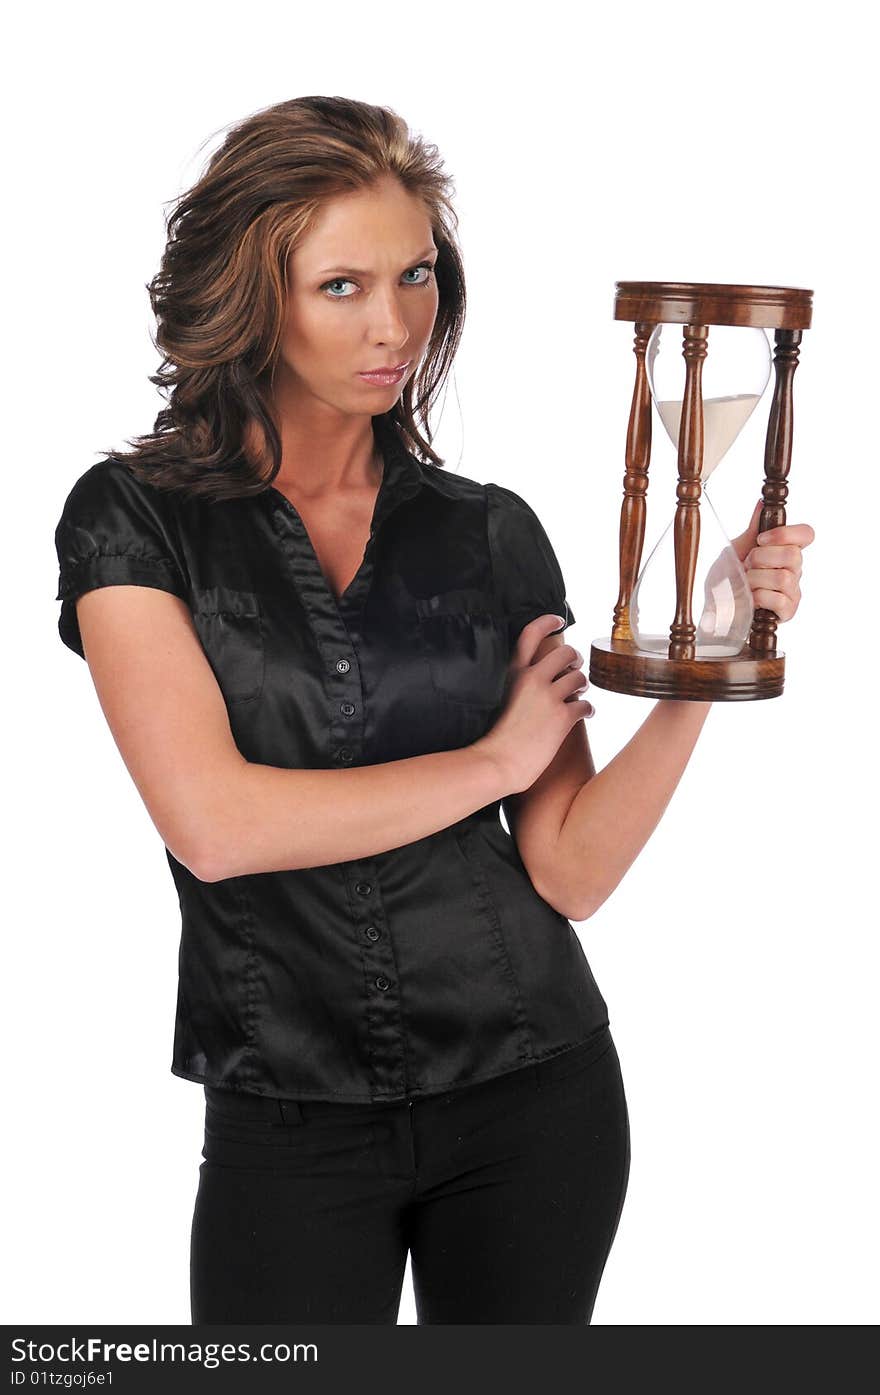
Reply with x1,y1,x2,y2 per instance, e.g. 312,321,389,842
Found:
102,96,466,503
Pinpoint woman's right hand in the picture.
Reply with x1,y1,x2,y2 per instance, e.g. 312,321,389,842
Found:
476,614,594,795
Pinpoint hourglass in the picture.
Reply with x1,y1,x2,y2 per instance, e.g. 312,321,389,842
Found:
589,281,813,701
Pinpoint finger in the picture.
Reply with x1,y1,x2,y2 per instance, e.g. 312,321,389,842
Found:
540,643,582,680
745,546,803,578
747,543,803,568
554,653,586,679
568,696,595,719
731,498,765,558
556,666,589,697
514,613,569,664
737,497,764,535
745,566,800,599
757,523,816,549
751,587,797,620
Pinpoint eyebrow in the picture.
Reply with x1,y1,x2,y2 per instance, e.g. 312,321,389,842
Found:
316,247,439,277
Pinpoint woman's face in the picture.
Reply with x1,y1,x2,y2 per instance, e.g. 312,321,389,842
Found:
277,175,440,419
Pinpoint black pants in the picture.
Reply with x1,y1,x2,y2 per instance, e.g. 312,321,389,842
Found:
190,1025,630,1324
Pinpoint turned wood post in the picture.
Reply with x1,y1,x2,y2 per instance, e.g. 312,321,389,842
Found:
612,321,655,641
668,324,709,660
750,327,803,655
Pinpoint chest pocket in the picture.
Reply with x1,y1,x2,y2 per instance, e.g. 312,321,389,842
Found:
415,588,509,710
191,586,265,705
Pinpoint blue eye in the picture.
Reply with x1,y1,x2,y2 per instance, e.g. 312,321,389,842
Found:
320,263,436,300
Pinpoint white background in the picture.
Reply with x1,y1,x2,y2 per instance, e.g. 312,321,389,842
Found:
5,0,877,1325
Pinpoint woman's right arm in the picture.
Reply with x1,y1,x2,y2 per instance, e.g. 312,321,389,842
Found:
75,588,586,882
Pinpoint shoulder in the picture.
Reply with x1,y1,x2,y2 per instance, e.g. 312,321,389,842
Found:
54,459,190,656
415,464,542,517
55,457,184,542
55,457,186,587
57,457,178,518
416,459,487,503
484,480,537,516
482,478,575,624
484,479,554,548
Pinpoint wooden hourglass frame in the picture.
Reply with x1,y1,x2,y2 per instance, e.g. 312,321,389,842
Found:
589,281,813,701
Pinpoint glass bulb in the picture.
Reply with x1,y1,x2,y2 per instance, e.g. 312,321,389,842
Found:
630,494,755,657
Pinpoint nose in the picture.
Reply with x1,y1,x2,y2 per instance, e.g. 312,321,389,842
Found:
367,286,412,350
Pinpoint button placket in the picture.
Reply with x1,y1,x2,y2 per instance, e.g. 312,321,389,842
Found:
355,881,394,991
267,496,369,769
349,861,407,1096
330,641,363,765
265,459,423,1099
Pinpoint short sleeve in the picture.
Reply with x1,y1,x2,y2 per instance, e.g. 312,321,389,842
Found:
54,459,189,659
486,482,576,648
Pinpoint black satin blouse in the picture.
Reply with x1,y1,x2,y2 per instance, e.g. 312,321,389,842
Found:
54,417,609,1102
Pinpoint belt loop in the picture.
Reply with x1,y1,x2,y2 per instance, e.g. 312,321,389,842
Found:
532,1062,543,1094
277,1098,304,1126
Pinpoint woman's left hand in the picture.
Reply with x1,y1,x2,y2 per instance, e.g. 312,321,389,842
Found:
731,498,816,623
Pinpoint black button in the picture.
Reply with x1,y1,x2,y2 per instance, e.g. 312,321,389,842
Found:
338,747,354,763
364,926,380,942
336,658,351,674
375,976,391,991
340,702,356,717
355,881,372,896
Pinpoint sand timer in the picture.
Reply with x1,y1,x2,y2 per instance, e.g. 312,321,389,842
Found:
589,281,813,701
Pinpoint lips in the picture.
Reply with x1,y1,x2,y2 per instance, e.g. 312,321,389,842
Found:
360,360,410,374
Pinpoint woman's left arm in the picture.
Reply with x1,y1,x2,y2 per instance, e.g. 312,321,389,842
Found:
507,505,816,920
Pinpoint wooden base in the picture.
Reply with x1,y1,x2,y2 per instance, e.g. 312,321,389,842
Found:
589,635,785,701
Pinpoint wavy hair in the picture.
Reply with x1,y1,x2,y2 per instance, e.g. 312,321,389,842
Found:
102,96,466,502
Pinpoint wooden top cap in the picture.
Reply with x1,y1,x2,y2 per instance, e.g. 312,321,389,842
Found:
614,281,813,330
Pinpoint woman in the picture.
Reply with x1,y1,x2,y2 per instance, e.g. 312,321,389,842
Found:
53,95,814,1324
